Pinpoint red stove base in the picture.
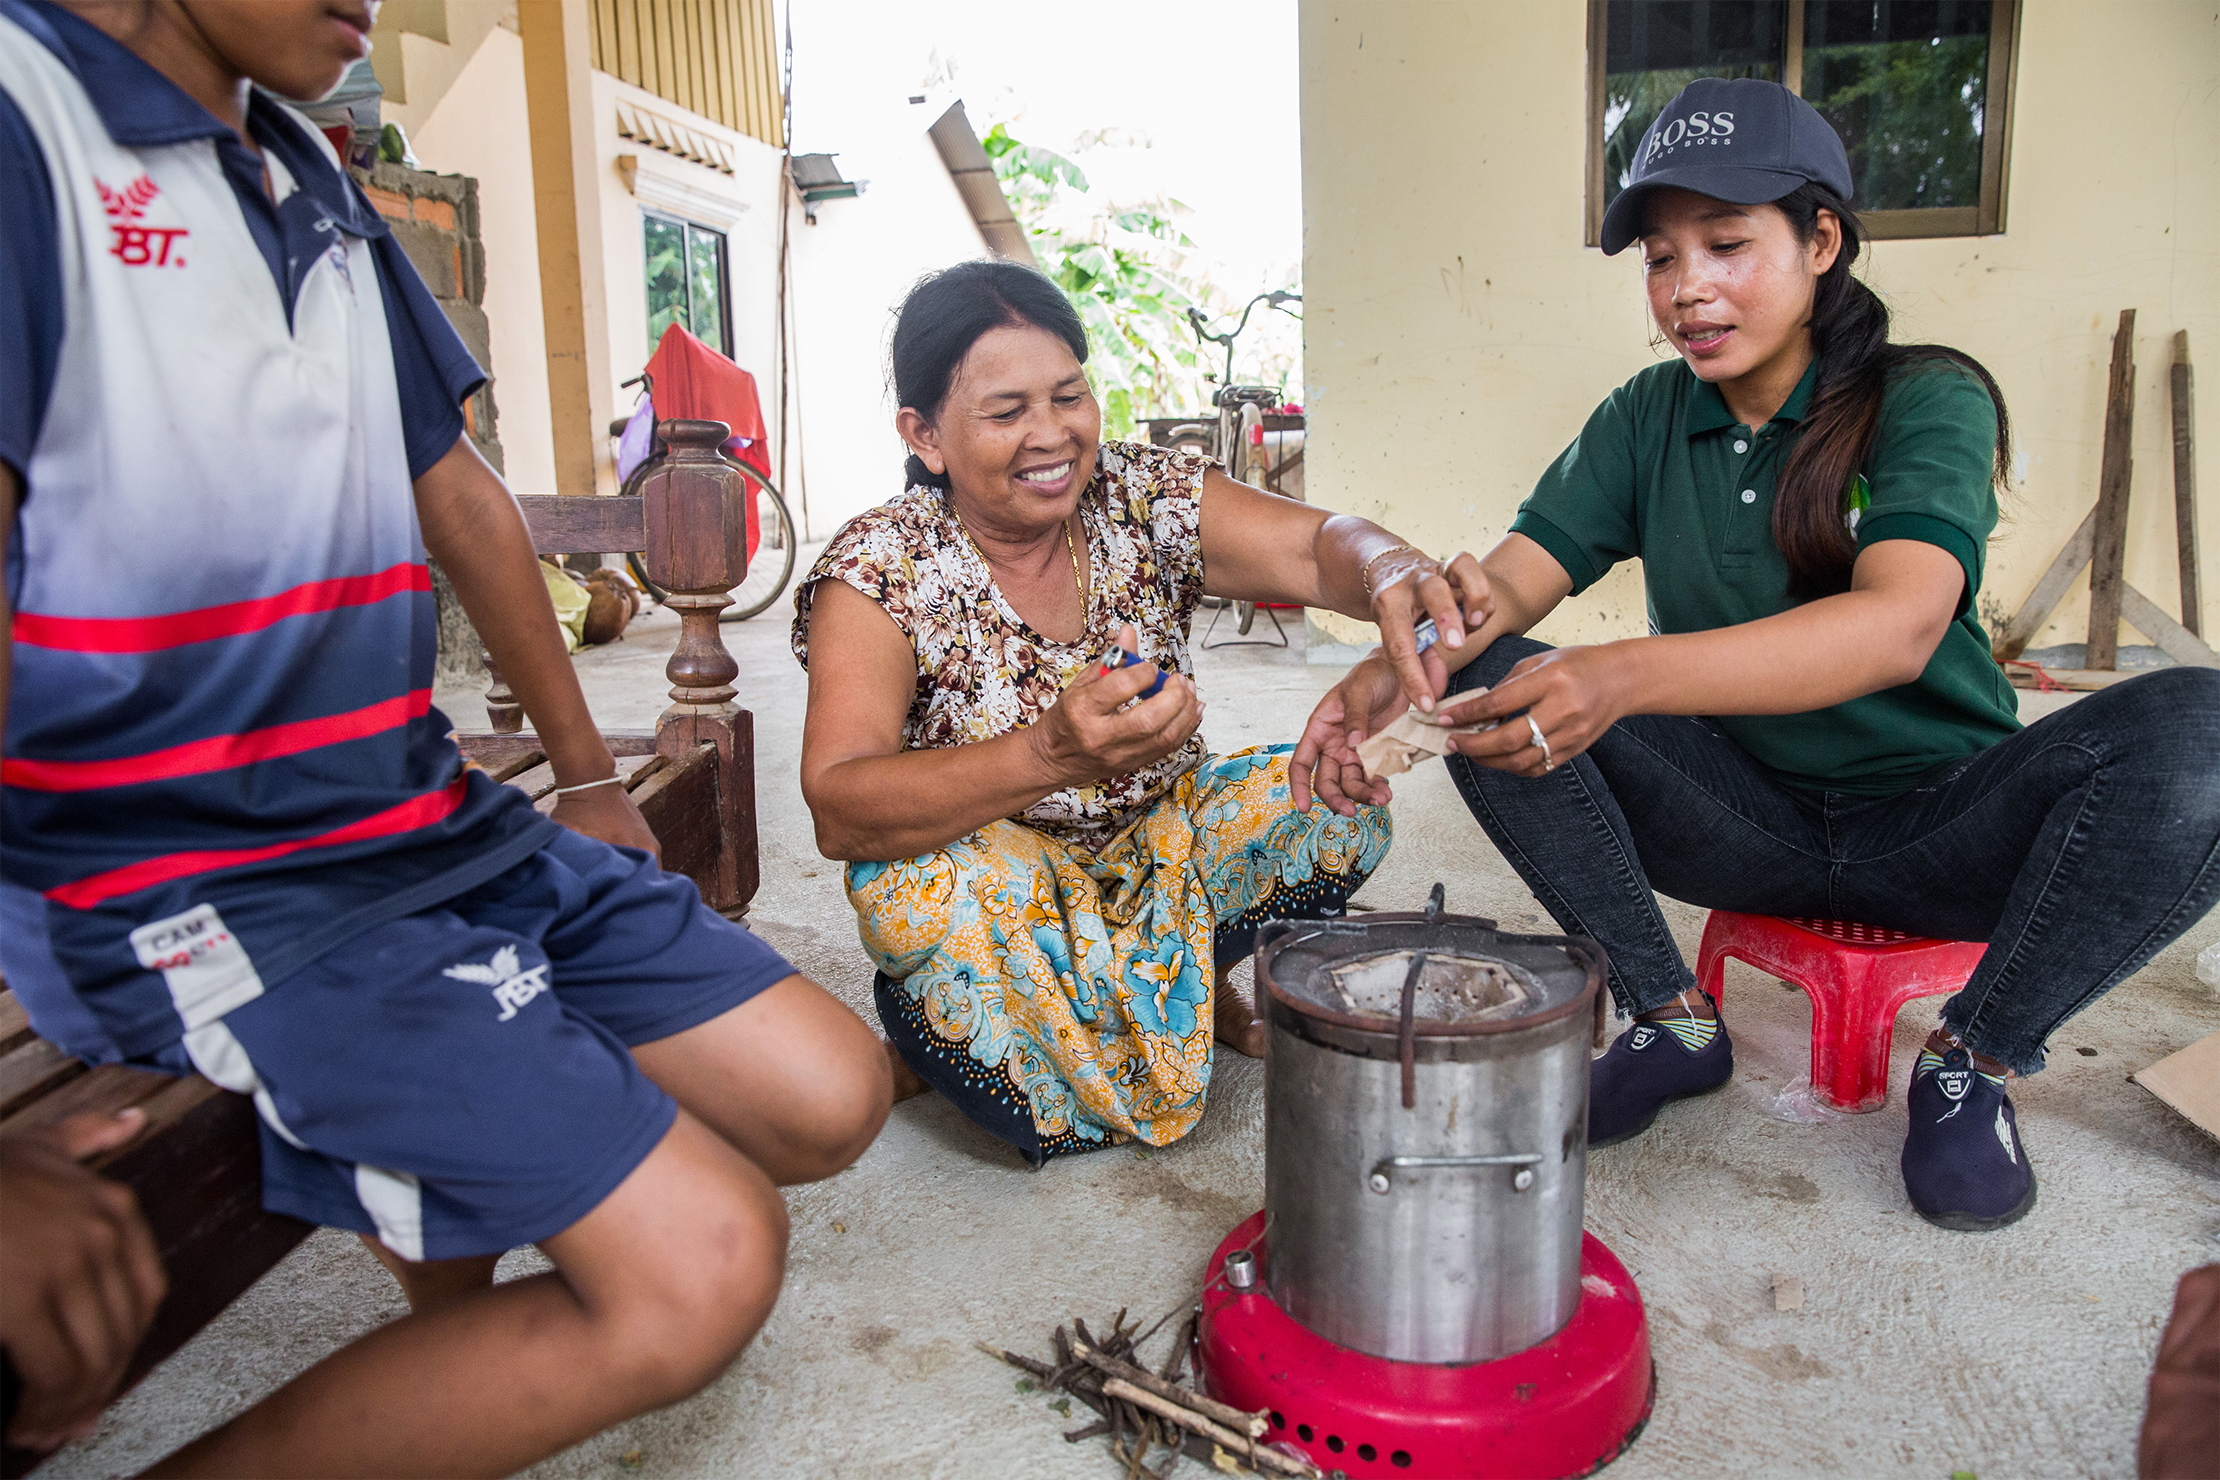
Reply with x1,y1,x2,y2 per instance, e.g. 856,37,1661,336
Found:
1196,1213,1653,1479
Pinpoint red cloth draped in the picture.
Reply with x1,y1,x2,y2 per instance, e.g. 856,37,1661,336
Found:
642,325,769,559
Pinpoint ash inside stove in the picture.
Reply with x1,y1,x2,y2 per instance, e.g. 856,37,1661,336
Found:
1325,950,1539,1023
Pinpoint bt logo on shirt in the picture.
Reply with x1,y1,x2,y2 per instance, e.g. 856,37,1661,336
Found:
96,173,190,268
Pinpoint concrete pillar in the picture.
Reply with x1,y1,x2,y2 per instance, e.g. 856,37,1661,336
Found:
520,0,613,497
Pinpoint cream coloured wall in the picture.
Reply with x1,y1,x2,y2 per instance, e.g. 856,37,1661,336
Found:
408,25,556,495
1299,0,2219,657
406,40,786,495
590,73,788,438
783,106,998,540
371,0,511,140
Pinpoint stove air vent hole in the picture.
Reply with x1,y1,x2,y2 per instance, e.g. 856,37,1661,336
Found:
1269,1411,1285,1430
1391,1451,1413,1469
1326,1434,1345,1453
1359,1443,1378,1462
1296,1424,1313,1443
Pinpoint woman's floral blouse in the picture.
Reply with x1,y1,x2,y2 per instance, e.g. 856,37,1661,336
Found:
792,440,1210,853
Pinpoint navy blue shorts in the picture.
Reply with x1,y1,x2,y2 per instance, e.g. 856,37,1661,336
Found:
143,831,795,1261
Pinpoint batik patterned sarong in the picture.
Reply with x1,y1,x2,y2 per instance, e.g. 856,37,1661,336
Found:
851,746,1390,1163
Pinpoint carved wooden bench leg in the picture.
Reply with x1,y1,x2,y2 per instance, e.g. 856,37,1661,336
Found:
646,424,762,915
482,651,523,734
458,418,760,914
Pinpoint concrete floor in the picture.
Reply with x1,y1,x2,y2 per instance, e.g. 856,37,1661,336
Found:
39,598,2220,1480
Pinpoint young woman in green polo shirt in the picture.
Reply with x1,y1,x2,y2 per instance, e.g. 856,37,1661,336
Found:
1292,78,2220,1232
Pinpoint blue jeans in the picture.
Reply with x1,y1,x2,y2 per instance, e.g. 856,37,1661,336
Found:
1444,639,2220,1075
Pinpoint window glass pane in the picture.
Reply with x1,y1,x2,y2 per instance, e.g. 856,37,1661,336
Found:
685,225,728,355
644,215,688,347
1802,0,1990,212
1603,1,1787,210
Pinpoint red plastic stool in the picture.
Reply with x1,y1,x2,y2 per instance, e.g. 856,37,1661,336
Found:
1694,912,1987,1113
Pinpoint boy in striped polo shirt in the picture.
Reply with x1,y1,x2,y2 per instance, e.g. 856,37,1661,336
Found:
0,0,890,1468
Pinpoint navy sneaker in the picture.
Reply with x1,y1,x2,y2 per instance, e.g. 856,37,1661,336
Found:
1588,996,1734,1147
1901,1046,2037,1231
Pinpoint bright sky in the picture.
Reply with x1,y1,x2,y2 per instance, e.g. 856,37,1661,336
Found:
787,0,1304,311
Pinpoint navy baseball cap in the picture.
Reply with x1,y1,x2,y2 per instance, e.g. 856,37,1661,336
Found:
1599,78,1854,255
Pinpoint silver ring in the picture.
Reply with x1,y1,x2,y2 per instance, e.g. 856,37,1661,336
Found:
1527,714,1554,772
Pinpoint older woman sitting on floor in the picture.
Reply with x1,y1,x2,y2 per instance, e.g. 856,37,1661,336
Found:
793,261,1479,1166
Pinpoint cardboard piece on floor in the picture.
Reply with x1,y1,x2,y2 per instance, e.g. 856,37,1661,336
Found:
2131,1031,2220,1143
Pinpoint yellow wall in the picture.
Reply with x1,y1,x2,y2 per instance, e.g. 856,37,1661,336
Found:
589,0,783,149
1299,1,2220,657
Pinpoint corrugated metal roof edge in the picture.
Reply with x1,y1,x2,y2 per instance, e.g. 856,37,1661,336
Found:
925,101,1039,268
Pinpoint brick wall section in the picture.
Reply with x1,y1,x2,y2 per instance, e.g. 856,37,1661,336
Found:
350,161,502,689
351,160,503,476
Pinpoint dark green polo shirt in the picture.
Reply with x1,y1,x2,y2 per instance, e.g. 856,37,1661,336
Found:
1511,357,2020,796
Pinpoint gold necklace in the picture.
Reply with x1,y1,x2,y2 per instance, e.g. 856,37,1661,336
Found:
1062,516,1089,609
950,499,1088,615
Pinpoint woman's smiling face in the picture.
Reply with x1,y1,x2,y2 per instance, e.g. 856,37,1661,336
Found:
1638,187,1840,393
899,323,1101,538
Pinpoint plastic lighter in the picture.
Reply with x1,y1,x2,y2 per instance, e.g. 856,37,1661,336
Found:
1099,646,1168,699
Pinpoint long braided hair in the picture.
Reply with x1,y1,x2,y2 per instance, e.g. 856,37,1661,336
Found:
1768,183,2012,602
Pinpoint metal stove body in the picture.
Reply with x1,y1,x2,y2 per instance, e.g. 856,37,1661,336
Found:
1196,892,1654,1478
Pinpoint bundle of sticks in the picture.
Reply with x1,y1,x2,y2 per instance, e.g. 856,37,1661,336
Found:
979,1308,1322,1479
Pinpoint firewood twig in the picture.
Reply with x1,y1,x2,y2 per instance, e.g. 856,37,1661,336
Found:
1071,1336,1266,1438
1101,1379,1320,1478
987,1313,1294,1477
1159,1311,1197,1385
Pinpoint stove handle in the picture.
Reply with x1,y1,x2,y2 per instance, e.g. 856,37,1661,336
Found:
1368,1153,1543,1195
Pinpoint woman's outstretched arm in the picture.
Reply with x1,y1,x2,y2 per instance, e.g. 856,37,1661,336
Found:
1195,468,1491,711
798,583,1202,861
1290,532,1574,814
1444,538,1963,776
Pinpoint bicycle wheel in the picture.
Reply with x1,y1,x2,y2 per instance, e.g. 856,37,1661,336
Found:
620,460,799,621
620,456,670,604
723,468,797,621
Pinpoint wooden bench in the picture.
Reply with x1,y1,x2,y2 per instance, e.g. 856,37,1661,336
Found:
0,419,764,1473
0,981,312,1477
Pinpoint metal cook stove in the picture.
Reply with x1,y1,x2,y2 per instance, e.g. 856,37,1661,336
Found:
1195,888,1653,1478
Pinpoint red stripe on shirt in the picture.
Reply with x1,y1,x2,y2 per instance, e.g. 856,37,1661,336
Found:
2,691,432,793
12,563,431,653
44,778,470,909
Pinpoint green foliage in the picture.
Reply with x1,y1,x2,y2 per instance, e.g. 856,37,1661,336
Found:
983,124,1208,438
1806,35,1989,210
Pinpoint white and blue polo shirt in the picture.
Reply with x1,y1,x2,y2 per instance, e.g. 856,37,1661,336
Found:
0,0,559,1062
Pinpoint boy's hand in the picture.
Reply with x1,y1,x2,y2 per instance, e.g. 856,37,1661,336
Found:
0,1109,167,1451
551,784,661,862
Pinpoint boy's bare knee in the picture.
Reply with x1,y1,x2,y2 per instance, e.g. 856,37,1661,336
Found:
789,1007,893,1182
555,1118,792,1408
600,1177,788,1405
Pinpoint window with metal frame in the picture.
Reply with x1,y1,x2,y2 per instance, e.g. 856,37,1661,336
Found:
1585,0,2019,245
643,212,732,356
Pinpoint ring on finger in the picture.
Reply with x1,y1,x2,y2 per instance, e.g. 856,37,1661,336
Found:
1526,714,1555,772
